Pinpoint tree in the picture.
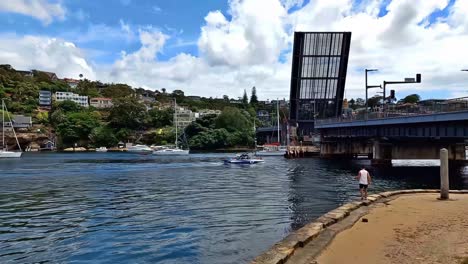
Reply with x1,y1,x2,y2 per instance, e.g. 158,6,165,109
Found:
56,111,101,147
355,98,365,107
215,107,252,133
108,97,147,130
400,94,421,104
77,79,100,97
250,86,258,106
101,84,134,98
223,95,229,102
367,96,382,108
53,100,82,113
242,89,249,108
147,108,173,128
90,126,118,147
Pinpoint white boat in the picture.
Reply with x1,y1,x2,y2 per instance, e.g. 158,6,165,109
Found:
1,99,22,158
224,153,265,164
256,145,287,156
153,148,190,156
127,144,152,154
255,99,287,157
153,99,189,156
96,147,108,152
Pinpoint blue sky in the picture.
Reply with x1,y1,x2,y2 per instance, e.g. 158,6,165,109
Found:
0,0,466,100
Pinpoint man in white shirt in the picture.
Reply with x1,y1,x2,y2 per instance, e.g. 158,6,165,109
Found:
356,167,372,200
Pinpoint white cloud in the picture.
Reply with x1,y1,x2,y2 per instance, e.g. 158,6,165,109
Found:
0,34,95,79
2,0,468,100
0,0,66,25
152,5,162,13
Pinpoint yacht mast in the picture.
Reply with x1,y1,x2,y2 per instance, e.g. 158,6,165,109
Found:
174,98,178,148
276,99,280,145
2,100,4,150
3,100,22,152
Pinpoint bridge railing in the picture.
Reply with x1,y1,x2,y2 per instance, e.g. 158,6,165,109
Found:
316,100,468,126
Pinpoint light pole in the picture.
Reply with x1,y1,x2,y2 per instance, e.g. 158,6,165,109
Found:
365,69,380,119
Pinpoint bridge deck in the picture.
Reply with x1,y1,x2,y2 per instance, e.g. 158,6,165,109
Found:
315,110,468,129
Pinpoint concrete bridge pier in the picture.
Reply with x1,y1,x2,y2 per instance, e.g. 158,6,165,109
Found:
371,140,392,166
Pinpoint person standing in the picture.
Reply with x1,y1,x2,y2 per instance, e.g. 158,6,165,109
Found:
356,167,372,200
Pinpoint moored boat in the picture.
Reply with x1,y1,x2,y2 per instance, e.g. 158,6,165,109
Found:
96,147,108,152
127,144,152,154
256,144,287,156
1,99,22,158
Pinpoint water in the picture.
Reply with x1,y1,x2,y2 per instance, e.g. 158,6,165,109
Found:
0,153,467,264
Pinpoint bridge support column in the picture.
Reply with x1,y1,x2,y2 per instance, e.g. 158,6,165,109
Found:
371,140,392,166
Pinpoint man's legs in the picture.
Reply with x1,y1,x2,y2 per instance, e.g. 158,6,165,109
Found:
363,186,368,200
359,186,364,200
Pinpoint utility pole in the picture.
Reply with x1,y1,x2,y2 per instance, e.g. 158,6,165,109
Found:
365,69,380,119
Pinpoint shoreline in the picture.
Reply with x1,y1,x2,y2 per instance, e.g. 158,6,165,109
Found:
251,189,468,264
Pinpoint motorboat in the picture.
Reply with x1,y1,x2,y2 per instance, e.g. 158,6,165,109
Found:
224,153,265,164
127,144,152,154
256,144,287,156
96,147,108,152
1,99,22,158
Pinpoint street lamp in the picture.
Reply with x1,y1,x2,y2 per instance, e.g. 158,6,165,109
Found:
365,69,380,119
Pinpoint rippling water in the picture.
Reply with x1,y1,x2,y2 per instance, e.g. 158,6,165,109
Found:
0,153,467,263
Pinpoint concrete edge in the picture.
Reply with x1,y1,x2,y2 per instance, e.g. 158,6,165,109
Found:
250,189,468,264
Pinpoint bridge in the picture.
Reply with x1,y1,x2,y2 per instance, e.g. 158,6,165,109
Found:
315,98,468,165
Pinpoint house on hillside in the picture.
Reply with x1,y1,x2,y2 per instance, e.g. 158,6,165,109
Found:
90,97,113,109
54,92,89,107
39,90,52,107
63,78,80,89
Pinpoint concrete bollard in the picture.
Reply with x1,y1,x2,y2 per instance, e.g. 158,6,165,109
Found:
440,148,449,200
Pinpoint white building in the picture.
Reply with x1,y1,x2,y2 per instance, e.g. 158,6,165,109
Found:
90,97,113,109
54,92,89,107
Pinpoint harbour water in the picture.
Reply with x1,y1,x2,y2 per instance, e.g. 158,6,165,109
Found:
0,153,467,263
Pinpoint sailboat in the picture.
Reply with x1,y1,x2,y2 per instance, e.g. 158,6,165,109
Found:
256,99,287,156
153,99,189,156
1,99,22,158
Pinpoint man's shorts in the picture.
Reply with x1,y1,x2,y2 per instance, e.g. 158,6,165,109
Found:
359,184,368,190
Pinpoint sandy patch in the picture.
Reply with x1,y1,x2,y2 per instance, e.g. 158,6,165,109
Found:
317,194,468,264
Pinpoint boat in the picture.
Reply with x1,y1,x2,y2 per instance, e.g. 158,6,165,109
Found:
224,153,265,164
127,144,152,154
255,99,287,157
96,147,108,152
256,144,288,156
1,99,22,158
153,98,190,156
153,148,190,156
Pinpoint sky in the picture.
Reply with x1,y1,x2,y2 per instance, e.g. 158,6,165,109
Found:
0,0,467,101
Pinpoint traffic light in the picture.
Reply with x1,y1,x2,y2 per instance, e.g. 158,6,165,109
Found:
416,74,421,83
390,90,395,99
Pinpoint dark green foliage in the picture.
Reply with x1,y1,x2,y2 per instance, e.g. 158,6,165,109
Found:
90,126,118,147
56,111,101,147
189,128,230,150
215,107,252,132
242,89,248,108
147,108,173,128
108,97,147,130
77,79,100,97
250,86,258,106
400,94,421,104
53,100,82,113
101,84,134,98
